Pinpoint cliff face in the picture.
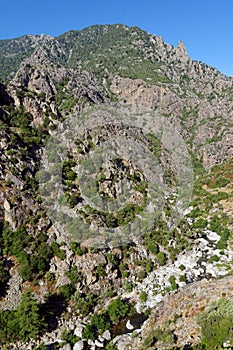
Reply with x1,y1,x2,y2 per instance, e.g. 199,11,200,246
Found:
1,24,233,350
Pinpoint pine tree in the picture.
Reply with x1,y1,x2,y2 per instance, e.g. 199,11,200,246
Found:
16,289,45,341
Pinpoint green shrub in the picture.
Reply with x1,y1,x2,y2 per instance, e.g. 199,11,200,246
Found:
58,284,75,300
70,242,87,255
169,276,178,291
197,298,233,348
73,292,97,316
96,263,105,278
119,262,129,278
82,324,96,340
212,177,230,188
124,282,133,292
179,275,186,282
157,251,167,266
139,291,147,302
90,313,110,332
143,327,174,348
208,255,220,263
193,218,208,229
145,259,153,273
107,297,130,324
105,343,117,350
45,272,55,284
51,241,66,260
66,265,82,284
147,240,159,254
61,330,80,345
34,345,46,350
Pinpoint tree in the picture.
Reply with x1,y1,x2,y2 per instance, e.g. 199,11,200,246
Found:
90,313,110,331
82,324,95,340
73,291,97,316
0,258,10,296
58,283,75,301
16,289,45,341
107,297,130,324
0,289,47,345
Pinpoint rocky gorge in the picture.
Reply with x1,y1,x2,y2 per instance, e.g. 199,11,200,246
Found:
0,24,233,349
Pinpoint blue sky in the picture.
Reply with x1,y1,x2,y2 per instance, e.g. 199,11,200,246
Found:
1,0,233,76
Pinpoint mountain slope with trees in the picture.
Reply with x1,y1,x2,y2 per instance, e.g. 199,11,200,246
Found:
0,24,233,349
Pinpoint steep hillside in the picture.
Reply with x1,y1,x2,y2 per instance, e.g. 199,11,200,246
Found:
0,24,233,350
2,24,233,168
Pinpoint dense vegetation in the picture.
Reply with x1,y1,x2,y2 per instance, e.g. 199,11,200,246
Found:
197,298,233,349
0,36,35,80
57,25,174,84
81,297,131,341
0,25,177,85
0,289,46,344
0,223,65,286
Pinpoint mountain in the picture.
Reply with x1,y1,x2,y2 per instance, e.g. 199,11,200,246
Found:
0,24,233,349
2,24,233,169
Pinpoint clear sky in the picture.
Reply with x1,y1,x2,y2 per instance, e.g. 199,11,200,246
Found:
1,0,233,76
